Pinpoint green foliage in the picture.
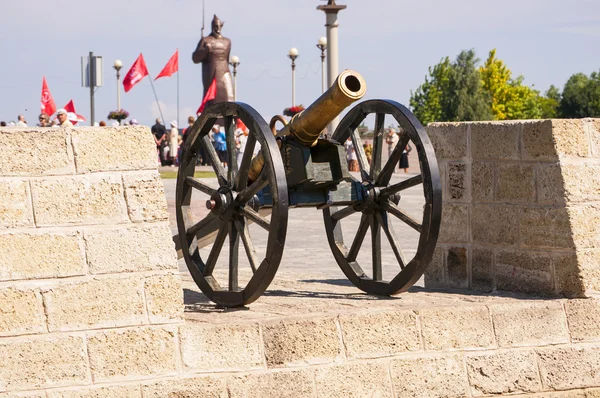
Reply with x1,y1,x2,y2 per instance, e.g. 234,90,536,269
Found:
559,71,600,118
409,57,452,125
539,85,561,118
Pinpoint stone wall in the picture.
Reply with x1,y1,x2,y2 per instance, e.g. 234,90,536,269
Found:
425,119,600,297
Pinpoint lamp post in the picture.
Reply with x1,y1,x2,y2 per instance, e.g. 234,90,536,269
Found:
288,47,299,107
113,59,122,115
229,55,240,101
316,37,327,94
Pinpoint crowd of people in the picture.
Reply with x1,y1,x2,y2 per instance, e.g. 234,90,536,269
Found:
343,127,412,174
0,111,141,128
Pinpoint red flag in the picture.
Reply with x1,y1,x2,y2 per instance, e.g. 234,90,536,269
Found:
63,100,86,125
155,50,179,80
196,78,217,114
40,76,56,116
123,53,149,93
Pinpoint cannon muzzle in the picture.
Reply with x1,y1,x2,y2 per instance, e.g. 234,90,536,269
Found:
281,69,367,146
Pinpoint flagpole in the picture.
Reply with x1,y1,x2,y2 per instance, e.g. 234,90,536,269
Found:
177,48,180,130
148,77,165,125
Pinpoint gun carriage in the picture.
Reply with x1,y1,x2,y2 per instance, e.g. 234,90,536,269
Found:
176,70,441,307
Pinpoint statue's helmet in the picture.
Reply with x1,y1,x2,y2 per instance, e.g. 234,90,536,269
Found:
211,14,224,31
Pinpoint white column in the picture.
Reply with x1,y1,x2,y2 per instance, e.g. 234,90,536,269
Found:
326,12,340,135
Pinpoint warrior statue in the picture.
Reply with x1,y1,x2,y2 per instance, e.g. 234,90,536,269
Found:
192,15,235,107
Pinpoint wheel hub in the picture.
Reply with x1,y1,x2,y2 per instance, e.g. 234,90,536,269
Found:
206,187,236,220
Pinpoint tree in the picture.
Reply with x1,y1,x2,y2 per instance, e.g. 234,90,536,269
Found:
559,71,600,118
409,57,452,125
539,85,561,118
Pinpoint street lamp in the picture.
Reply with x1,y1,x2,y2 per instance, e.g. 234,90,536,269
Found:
288,47,299,107
229,55,240,101
113,59,123,116
316,37,327,94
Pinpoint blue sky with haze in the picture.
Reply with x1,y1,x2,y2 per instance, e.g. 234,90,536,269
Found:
1,0,599,127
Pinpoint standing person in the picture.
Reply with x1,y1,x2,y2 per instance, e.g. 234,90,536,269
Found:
169,121,179,167
235,119,249,170
56,109,73,127
399,133,412,173
212,125,227,168
385,128,399,160
37,113,51,127
363,141,373,165
17,115,27,127
344,137,359,172
151,118,167,166
181,116,196,164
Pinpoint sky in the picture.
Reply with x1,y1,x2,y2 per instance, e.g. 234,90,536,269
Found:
1,0,599,127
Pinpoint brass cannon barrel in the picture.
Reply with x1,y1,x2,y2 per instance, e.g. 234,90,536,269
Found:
248,70,366,181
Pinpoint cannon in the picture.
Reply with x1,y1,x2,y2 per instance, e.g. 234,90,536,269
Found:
176,70,441,307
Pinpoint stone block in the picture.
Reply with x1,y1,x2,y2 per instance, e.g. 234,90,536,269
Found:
472,162,494,202
0,231,85,281
577,249,600,294
87,327,177,381
427,123,468,160
0,392,47,398
447,162,469,201
31,174,128,226
495,250,553,295
71,126,157,173
0,288,45,337
496,163,535,203
472,204,518,245
144,273,183,323
228,370,314,398
391,354,468,398
587,388,600,398
48,386,142,398
466,350,541,396
143,376,226,398
420,305,495,350
522,120,561,161
122,171,169,223
424,246,446,288
520,207,573,248
0,336,88,391
471,122,520,160
554,251,587,298
262,317,342,367
446,246,468,288
84,224,177,275
565,299,600,342
438,203,469,244
180,323,263,371
492,301,569,347
315,362,392,398
537,163,565,205
472,247,494,291
568,205,600,249
551,119,590,158
589,118,600,157
339,310,420,359
0,179,33,228
44,277,146,332
560,164,600,203
536,346,600,390
0,129,74,176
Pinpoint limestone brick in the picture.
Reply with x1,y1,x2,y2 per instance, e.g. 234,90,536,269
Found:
0,336,88,391
0,231,85,281
472,247,494,291
0,288,45,337
339,310,421,359
537,163,565,205
424,245,445,288
587,388,600,397
495,250,553,295
262,318,342,367
84,224,177,275
180,323,263,371
466,350,541,396
87,327,177,381
438,203,469,244
420,305,495,350
472,204,518,245
568,205,600,249
554,251,587,298
228,370,314,398
519,207,573,248
71,126,156,173
0,392,47,398
472,161,494,202
491,301,569,347
47,385,141,398
446,246,468,288
589,118,600,157
551,119,590,158
0,179,33,228
447,162,469,201
143,376,226,398
427,123,468,160
0,128,74,176
496,163,535,203
391,354,468,398
314,362,392,398
471,122,520,160
43,277,146,332
144,274,184,323
536,346,600,390
558,164,600,203
30,174,128,226
565,299,600,342
122,171,168,223
522,120,561,161
577,249,600,294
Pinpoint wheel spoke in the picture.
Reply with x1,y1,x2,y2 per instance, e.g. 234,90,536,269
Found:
375,133,409,187
370,113,385,180
331,205,357,223
376,211,406,269
240,206,270,231
201,135,227,186
224,116,237,184
203,223,228,276
382,201,423,233
228,222,239,291
381,174,423,197
369,215,382,281
347,213,369,262
234,133,257,191
186,213,221,241
350,129,370,181
235,217,258,274
185,176,217,196
236,170,268,203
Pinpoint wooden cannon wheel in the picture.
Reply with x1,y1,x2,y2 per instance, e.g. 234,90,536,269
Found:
176,102,288,307
323,100,442,295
